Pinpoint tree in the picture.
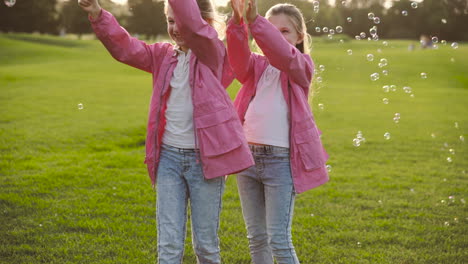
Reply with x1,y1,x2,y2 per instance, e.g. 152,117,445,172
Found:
126,0,166,38
0,0,59,34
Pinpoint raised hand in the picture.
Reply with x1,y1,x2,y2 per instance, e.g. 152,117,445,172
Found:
77,0,101,19
246,0,258,24
230,0,245,24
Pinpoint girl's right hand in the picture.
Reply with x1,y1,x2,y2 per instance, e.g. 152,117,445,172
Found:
78,0,102,19
230,0,245,24
246,0,258,24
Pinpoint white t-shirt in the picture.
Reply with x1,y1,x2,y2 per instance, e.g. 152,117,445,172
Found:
162,49,196,148
243,65,290,148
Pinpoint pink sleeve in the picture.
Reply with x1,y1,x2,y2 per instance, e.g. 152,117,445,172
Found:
226,18,255,83
90,9,155,73
168,0,224,72
249,15,313,88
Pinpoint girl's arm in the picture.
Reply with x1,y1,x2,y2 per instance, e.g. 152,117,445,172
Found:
226,5,255,83
249,15,313,89
79,0,154,73
168,0,224,72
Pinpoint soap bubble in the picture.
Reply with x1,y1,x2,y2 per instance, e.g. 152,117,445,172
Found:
353,138,361,147
382,85,390,93
78,103,84,110
347,49,353,55
373,17,381,24
315,27,321,33
336,26,343,33
402,10,408,16
379,58,388,66
355,35,361,40
369,26,378,36
431,36,438,43
329,29,335,35
318,103,324,110
441,18,447,24
366,54,374,61
326,164,332,172
411,2,418,8
383,41,388,46
382,98,389,104
370,73,380,81
347,17,352,23
4,0,15,7
382,70,388,75
313,0,320,7
322,27,329,33
420,72,427,79
360,32,366,39
451,42,459,49
319,65,325,72
368,13,375,20
384,132,391,140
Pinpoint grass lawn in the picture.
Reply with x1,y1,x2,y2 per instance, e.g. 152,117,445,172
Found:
0,33,467,263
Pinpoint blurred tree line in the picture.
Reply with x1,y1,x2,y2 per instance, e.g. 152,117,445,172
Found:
0,0,467,41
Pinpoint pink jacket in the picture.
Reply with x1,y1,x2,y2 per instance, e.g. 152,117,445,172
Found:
226,16,329,193
90,1,254,186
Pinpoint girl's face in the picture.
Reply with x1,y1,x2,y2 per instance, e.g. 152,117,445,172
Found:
166,6,188,52
268,13,304,47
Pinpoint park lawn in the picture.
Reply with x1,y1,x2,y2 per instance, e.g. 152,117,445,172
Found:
0,33,467,263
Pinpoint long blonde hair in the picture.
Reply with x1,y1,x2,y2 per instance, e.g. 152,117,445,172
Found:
164,0,226,39
265,3,311,54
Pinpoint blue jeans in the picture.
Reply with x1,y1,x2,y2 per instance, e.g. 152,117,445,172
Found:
237,145,299,264
156,144,225,264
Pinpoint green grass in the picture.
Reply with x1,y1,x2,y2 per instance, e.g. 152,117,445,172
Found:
1,33,467,263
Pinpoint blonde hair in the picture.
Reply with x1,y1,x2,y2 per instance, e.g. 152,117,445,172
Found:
265,3,311,54
164,0,226,39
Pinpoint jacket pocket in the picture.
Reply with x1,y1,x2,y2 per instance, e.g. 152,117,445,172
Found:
195,107,243,157
294,124,325,171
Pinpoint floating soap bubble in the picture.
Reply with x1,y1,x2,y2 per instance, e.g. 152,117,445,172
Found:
384,132,391,140
329,29,335,35
373,17,381,24
313,0,320,7
78,103,84,110
460,136,465,142
347,49,353,55
403,86,412,93
326,164,332,172
355,35,361,40
441,40,447,45
402,10,408,16
431,36,439,43
441,18,447,24
314,6,319,13
390,85,397,92
318,103,324,110
336,26,343,33
316,77,323,83
319,65,325,72
369,26,378,36
366,54,374,61
382,98,389,104
360,32,366,39
449,148,455,155
382,70,388,75
393,113,400,123
382,85,390,92
444,221,450,226
411,2,418,8
420,72,427,79
377,48,382,53
370,73,380,81
357,242,362,247
454,122,459,128
347,17,352,23
368,13,375,20
315,27,321,33
447,157,453,163
322,27,329,33
380,58,388,66
451,42,459,49
353,138,361,147
4,0,15,7
383,41,388,46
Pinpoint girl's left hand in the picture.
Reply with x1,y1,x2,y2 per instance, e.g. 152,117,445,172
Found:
246,0,258,24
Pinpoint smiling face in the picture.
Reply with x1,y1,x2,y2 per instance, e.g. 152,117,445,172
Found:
268,13,304,48
166,6,188,52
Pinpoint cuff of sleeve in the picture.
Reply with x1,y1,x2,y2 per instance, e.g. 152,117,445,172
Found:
88,8,105,23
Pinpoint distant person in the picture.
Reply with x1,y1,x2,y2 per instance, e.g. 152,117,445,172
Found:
78,0,254,263
227,0,329,263
420,34,432,49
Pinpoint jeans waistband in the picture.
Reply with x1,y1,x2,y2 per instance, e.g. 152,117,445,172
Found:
162,144,199,153
248,144,289,155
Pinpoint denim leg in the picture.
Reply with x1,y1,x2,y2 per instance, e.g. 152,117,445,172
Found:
237,164,274,264
263,155,299,264
156,148,188,264
186,156,225,264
